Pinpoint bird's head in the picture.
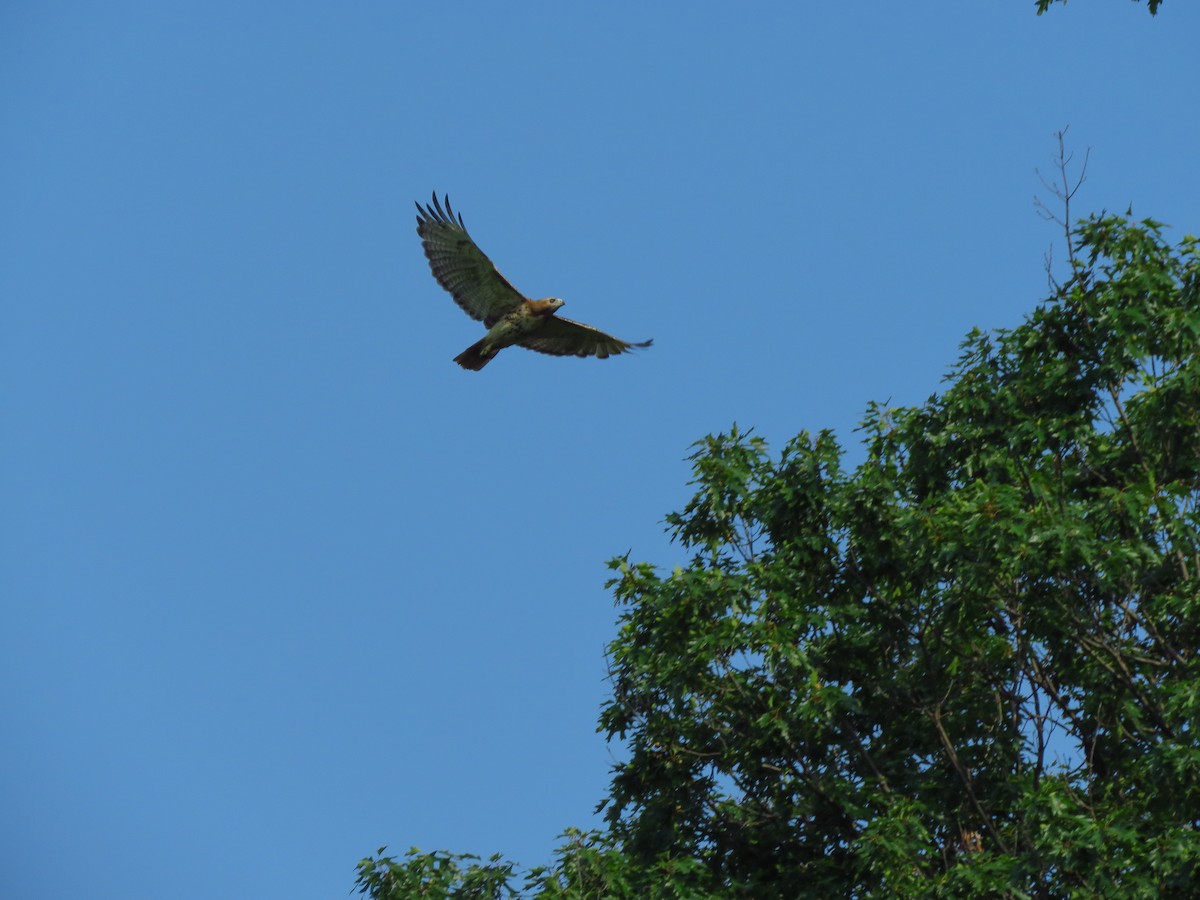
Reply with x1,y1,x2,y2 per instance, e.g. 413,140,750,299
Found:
546,297,565,311
531,297,565,317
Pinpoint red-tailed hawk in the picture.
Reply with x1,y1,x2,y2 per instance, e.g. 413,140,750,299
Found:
415,193,652,370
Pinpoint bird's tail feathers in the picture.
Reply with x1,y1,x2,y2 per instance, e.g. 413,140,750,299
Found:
454,338,495,371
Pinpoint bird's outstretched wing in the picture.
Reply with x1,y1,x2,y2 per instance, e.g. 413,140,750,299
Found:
415,193,527,324
517,315,653,359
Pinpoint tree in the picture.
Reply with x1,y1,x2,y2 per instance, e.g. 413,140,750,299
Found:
596,210,1200,896
356,211,1200,897
353,848,520,899
1036,0,1163,15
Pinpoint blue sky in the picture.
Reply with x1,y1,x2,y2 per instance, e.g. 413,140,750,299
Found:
3,3,1198,897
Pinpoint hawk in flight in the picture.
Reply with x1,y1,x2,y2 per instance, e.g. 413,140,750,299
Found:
415,193,652,370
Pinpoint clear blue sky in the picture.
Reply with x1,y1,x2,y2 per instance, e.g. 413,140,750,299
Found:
3,3,1197,897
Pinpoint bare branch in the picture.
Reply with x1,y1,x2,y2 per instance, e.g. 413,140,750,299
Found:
1034,126,1092,270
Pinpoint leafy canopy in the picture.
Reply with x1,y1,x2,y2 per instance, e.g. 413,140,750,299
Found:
357,211,1200,897
597,214,1200,896
1036,0,1162,15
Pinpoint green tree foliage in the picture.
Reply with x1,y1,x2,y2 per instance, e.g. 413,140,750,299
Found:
356,215,1199,896
1036,0,1162,14
597,215,1200,895
354,847,520,899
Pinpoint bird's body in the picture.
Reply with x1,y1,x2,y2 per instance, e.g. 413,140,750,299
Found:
453,298,564,370
415,193,651,370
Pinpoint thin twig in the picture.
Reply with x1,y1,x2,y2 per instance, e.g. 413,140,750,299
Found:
1035,126,1092,281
